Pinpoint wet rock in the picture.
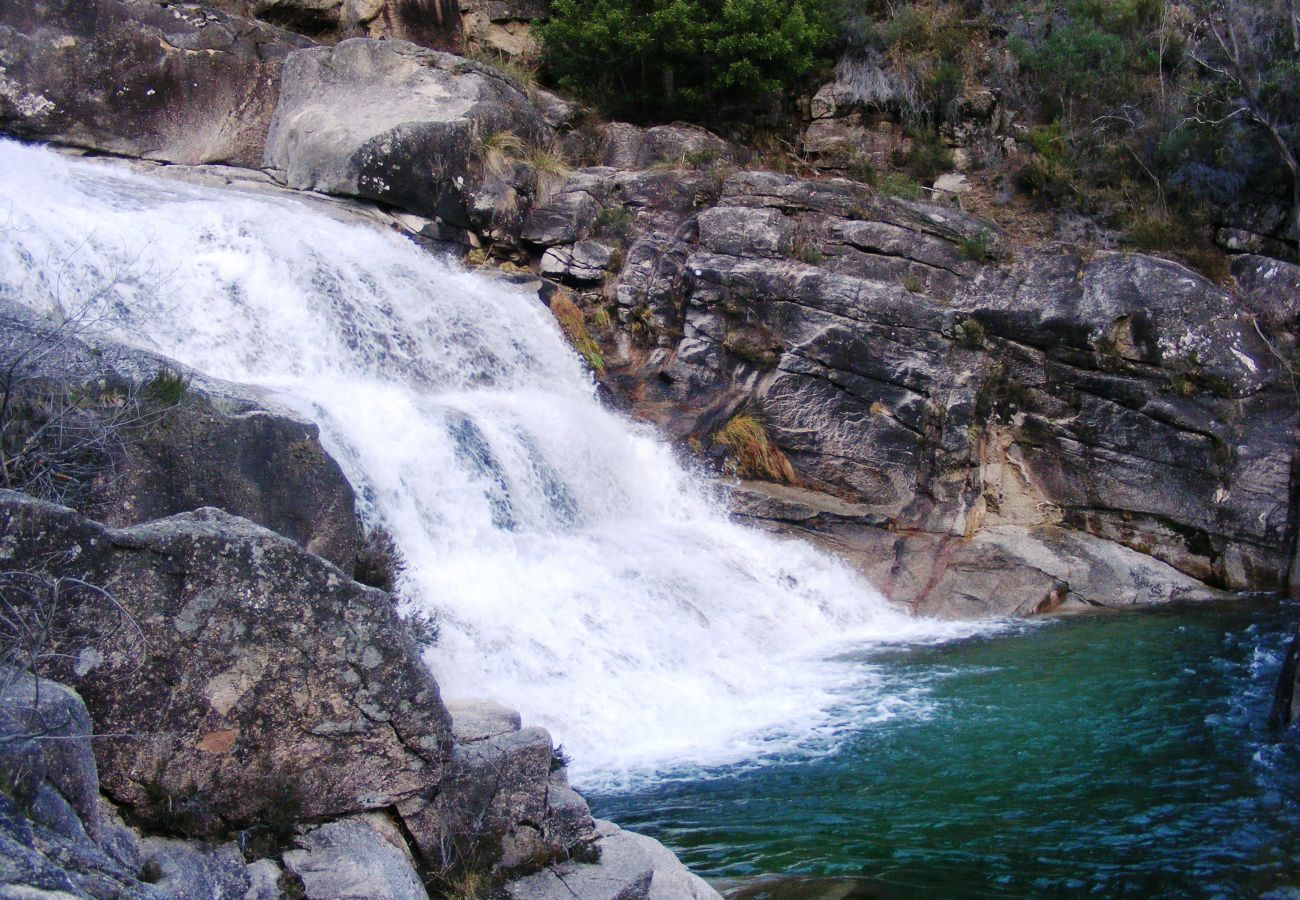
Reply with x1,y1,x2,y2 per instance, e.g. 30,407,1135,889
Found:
0,492,452,830
446,698,523,742
0,0,312,166
1269,629,1300,731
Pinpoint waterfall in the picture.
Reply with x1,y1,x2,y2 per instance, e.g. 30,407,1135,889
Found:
0,140,985,788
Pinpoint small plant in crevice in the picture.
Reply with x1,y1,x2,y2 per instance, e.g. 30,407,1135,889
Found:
238,772,304,862
595,204,636,240
277,869,309,900
402,608,442,649
548,292,605,372
901,274,924,293
355,525,406,592
550,744,572,773
474,128,526,180
138,858,165,884
523,143,572,201
955,318,987,349
140,778,224,841
957,231,995,263
143,366,191,407
463,46,541,95
722,329,779,369
713,413,796,484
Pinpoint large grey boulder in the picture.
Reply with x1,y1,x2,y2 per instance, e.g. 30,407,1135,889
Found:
263,38,548,222
0,0,311,166
0,301,361,571
282,814,429,900
398,705,596,873
0,492,452,832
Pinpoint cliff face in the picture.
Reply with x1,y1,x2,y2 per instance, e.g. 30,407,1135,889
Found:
4,0,1298,617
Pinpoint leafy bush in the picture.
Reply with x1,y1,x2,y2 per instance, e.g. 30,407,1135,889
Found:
894,128,955,183
540,0,834,120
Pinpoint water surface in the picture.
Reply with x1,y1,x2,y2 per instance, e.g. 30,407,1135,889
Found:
591,600,1300,897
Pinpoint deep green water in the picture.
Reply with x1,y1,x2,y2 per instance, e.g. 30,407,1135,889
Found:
589,599,1300,898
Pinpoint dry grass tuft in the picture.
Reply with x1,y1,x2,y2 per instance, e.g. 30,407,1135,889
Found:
713,414,795,483
548,292,604,372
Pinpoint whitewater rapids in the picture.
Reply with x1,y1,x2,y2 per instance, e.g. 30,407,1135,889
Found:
0,141,988,788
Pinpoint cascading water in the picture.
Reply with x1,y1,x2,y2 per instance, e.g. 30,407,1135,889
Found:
0,140,987,787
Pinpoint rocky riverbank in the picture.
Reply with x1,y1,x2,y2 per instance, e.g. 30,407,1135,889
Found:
2,0,1300,895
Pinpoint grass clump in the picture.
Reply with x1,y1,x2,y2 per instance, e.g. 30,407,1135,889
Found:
877,173,924,200
955,318,987,348
475,128,526,179
143,367,190,407
957,231,995,262
713,413,795,483
464,47,540,94
548,293,605,372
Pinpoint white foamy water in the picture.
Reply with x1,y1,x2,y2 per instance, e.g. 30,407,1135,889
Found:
0,141,990,787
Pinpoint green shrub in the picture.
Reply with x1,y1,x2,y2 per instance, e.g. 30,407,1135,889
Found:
894,129,955,183
540,0,834,120
877,172,924,200
143,367,190,407
957,232,995,262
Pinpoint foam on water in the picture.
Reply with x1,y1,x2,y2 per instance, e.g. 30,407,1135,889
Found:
0,141,990,786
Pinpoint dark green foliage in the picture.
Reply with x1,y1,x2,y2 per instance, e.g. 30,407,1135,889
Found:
550,744,573,772
957,232,995,262
403,608,442,648
956,317,987,348
138,858,164,884
141,779,223,840
539,0,834,119
143,367,190,407
894,128,955,183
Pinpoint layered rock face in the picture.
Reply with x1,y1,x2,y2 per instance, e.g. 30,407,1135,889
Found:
5,0,1295,619
520,165,1300,616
